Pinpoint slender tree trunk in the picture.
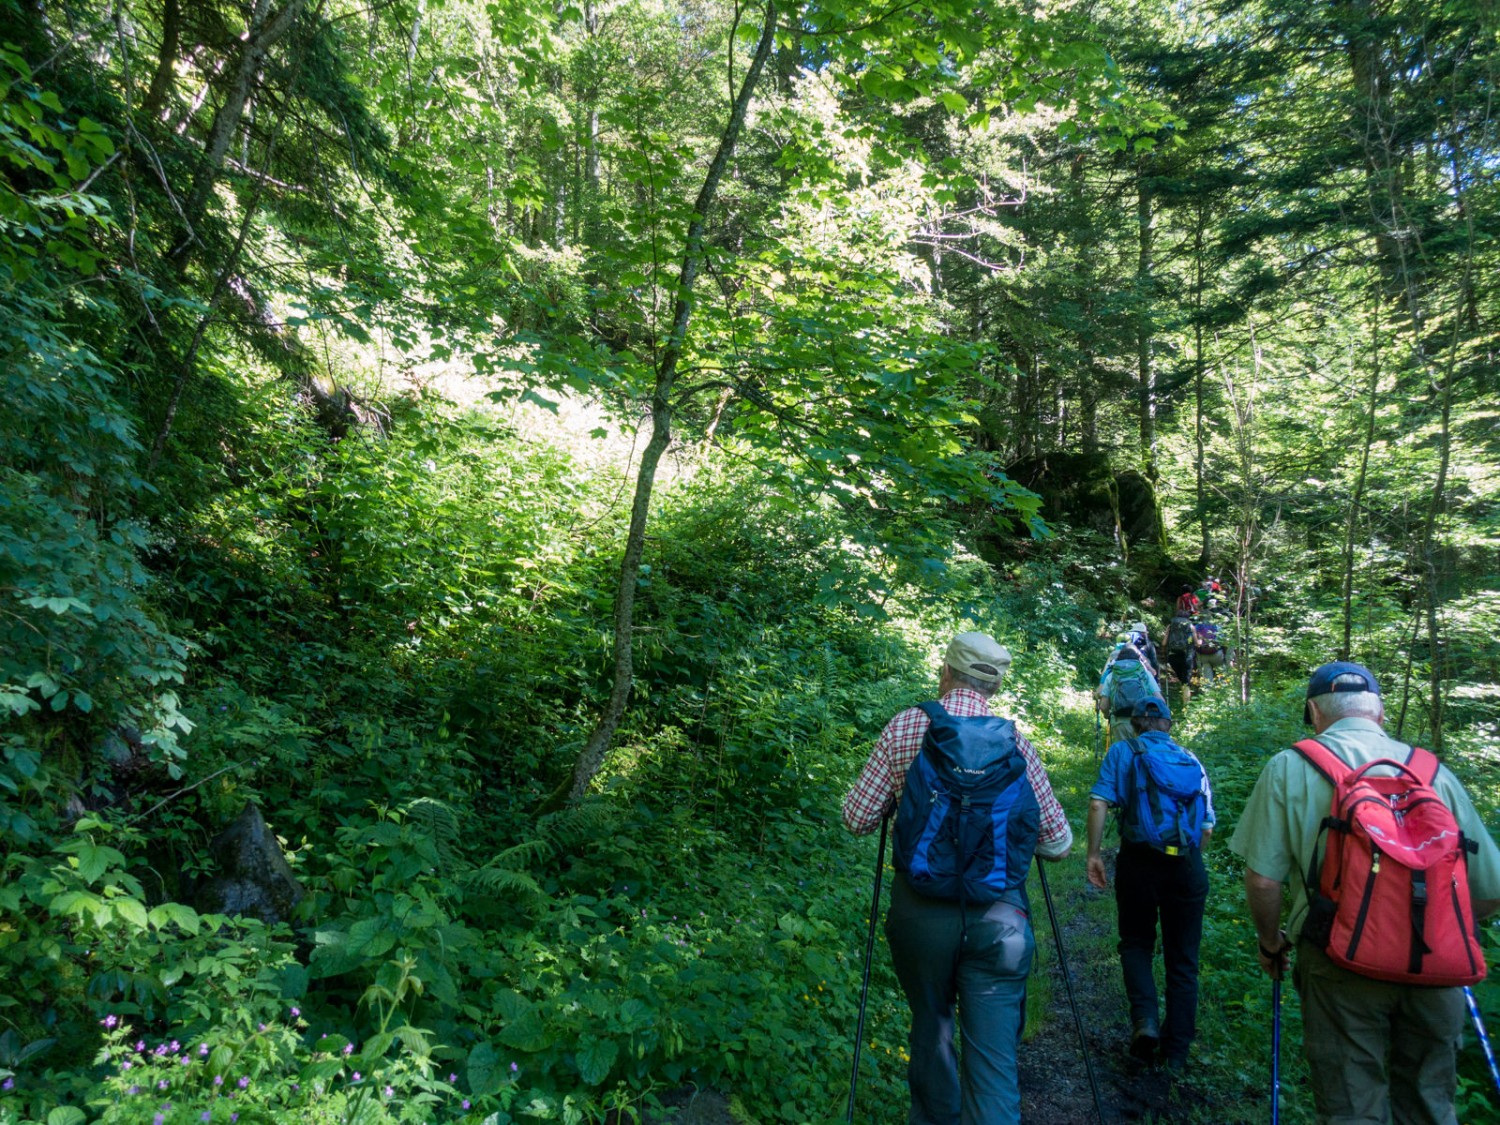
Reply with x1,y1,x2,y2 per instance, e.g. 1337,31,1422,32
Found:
1193,206,1208,567
179,0,307,249
142,0,181,120
1340,297,1381,660
564,0,778,805
1136,163,1156,483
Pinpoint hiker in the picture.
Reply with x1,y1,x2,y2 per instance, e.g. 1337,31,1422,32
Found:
1231,661,1500,1125
1174,585,1200,617
1192,619,1229,686
1162,615,1196,708
842,632,1073,1125
1097,644,1161,747
1085,695,1213,1070
1128,621,1161,680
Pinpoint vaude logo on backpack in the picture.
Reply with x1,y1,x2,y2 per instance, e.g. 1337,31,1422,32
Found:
1295,738,1486,986
893,702,1040,905
1126,736,1207,856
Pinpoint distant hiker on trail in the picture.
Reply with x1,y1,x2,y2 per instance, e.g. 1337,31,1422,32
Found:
1162,615,1196,708
1129,621,1161,680
1231,661,1500,1125
1174,585,1200,617
1098,644,1160,746
1085,695,1213,1070
843,632,1073,1125
1192,619,1229,686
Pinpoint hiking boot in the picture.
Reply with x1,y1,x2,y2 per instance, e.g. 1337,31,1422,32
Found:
1129,1019,1159,1063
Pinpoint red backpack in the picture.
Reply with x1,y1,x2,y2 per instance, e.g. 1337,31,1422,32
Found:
1295,739,1486,986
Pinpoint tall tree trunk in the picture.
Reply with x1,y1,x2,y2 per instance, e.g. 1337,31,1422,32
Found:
1136,162,1156,483
142,0,182,120
1193,206,1208,567
563,0,778,805
1340,297,1381,660
178,0,307,250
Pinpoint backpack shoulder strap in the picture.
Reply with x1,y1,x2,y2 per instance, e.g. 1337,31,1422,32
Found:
917,701,950,725
1406,745,1440,786
1293,738,1350,785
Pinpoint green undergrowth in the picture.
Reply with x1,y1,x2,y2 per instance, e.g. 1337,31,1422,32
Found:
4,390,1499,1125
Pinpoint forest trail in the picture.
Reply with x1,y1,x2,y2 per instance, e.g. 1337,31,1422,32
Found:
1020,850,1222,1124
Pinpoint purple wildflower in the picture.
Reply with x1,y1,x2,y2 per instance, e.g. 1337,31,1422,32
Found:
448,1072,457,1083
213,1075,224,1087
128,1085,140,1096
157,1079,169,1091
352,1071,362,1082
257,1023,266,1032
153,1116,164,1125
342,1043,354,1056
122,1060,133,1071
199,1043,210,1057
136,1040,146,1052
237,1076,249,1089
201,1113,212,1122
290,1006,300,1018
180,1055,190,1066
103,1014,119,1029
384,1085,394,1098
510,1062,519,1072
2,1078,14,1091
170,1040,180,1052
155,1045,169,1057
462,1099,471,1110
231,1116,238,1124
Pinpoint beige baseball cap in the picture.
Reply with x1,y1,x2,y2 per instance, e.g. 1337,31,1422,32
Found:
944,632,1012,684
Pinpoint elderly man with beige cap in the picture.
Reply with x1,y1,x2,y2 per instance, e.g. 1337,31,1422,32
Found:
843,632,1073,1125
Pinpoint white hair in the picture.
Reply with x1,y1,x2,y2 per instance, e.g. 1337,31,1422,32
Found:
1310,674,1383,721
947,665,1001,697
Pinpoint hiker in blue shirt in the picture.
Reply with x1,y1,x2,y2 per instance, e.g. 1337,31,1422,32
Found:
1084,696,1215,1070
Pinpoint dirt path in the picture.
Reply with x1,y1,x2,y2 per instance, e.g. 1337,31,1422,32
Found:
1018,854,1217,1124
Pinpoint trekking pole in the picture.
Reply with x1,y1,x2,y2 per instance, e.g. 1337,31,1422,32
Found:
1093,707,1102,762
1037,861,1107,1125
847,814,890,1124
1463,985,1500,1099
1271,978,1282,1125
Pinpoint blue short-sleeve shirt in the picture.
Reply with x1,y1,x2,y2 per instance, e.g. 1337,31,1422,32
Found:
1090,730,1216,846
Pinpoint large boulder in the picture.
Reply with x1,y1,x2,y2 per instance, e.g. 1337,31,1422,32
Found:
194,802,305,924
998,451,1165,551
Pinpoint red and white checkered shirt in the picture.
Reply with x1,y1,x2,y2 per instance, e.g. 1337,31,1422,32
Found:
841,687,1074,857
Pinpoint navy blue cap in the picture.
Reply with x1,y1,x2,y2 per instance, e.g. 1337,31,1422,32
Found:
1305,661,1381,699
1133,695,1172,719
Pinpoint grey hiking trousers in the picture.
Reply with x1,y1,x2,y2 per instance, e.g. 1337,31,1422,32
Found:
886,870,1034,1125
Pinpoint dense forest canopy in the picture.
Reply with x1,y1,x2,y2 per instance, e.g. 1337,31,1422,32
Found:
2,0,1498,1121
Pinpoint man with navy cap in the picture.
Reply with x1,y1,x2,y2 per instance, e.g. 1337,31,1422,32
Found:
1231,661,1500,1124
1085,695,1214,1069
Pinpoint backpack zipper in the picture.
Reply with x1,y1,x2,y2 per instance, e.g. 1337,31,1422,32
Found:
1452,877,1478,976
1345,847,1380,962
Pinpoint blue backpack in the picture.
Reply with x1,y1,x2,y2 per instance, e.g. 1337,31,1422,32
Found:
893,702,1040,905
1125,737,1207,855
1106,659,1152,716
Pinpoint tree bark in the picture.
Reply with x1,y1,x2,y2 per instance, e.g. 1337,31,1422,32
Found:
179,0,307,249
1135,161,1157,483
1340,298,1381,660
563,0,778,805
142,0,182,120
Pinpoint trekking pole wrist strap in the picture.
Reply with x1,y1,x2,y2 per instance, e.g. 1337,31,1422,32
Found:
1259,934,1290,959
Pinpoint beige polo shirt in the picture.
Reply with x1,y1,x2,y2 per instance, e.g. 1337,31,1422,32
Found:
1229,716,1500,942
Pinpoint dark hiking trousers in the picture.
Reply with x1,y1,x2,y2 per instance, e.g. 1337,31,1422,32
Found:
1114,843,1208,1062
886,870,1034,1125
